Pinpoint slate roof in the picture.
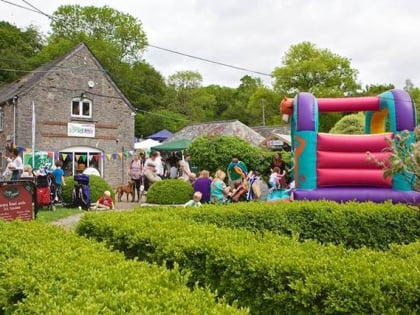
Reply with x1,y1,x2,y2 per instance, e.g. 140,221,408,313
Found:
251,125,291,138
167,120,265,147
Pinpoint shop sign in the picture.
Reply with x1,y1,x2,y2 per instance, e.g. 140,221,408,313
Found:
68,123,95,138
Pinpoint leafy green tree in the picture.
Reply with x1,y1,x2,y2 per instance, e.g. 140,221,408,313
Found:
404,79,420,116
0,22,44,84
135,110,188,138
188,135,272,176
221,75,263,124
165,71,216,121
329,112,365,134
272,41,360,97
247,87,283,126
361,83,395,96
367,128,420,209
203,85,236,118
49,5,147,62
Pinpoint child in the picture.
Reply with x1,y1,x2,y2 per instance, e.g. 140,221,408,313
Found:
90,191,115,210
269,166,287,190
184,191,202,208
52,160,66,202
20,165,34,178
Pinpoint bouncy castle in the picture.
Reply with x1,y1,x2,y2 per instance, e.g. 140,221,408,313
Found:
281,89,420,203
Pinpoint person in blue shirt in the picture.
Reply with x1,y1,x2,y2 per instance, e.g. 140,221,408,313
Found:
52,160,66,202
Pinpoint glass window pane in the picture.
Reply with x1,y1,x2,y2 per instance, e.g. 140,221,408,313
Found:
72,101,80,115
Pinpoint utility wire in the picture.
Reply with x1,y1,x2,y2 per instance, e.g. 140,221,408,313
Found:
21,0,51,17
1,0,273,80
147,44,272,77
0,0,40,14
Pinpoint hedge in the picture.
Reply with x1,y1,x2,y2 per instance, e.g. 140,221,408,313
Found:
172,201,420,250
76,210,420,314
0,220,247,314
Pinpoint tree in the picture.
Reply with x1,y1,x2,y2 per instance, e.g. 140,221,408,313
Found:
188,135,272,176
404,79,420,116
329,112,365,134
367,128,420,209
247,87,283,126
361,83,395,96
204,85,236,118
49,5,147,63
272,41,360,97
221,75,263,124
165,71,216,121
134,110,188,138
0,22,44,84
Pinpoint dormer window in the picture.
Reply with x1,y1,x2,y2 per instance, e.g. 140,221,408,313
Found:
71,97,92,118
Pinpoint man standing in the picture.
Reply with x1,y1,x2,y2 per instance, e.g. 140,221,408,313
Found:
227,156,247,189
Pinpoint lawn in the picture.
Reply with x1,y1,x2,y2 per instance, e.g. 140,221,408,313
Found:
35,207,84,224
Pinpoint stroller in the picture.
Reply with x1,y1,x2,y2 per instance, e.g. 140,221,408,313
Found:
72,174,90,210
34,173,56,211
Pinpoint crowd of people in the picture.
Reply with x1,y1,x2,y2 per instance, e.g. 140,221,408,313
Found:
126,149,293,207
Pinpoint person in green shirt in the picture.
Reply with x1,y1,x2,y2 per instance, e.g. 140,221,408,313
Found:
227,156,248,189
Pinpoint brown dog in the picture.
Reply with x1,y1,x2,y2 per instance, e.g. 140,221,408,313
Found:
116,181,135,202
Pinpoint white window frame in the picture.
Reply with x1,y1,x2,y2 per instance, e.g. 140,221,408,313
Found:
71,97,92,119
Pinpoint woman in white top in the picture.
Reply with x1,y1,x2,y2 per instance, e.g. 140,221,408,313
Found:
9,148,23,180
179,154,196,183
144,151,162,184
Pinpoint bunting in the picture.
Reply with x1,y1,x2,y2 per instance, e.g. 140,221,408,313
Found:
14,147,135,162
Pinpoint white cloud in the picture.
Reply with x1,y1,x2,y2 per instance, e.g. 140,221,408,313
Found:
1,0,420,88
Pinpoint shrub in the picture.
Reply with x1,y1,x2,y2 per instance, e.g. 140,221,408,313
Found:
146,179,193,204
62,175,115,205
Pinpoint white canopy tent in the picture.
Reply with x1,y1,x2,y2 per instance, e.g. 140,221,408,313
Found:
134,139,160,151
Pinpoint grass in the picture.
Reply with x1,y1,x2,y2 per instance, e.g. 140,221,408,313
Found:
35,207,84,224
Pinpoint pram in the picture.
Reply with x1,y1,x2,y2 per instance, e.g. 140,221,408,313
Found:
72,174,90,210
34,173,55,211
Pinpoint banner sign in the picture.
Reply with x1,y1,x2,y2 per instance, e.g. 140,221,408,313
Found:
23,151,53,170
68,123,95,138
0,182,34,221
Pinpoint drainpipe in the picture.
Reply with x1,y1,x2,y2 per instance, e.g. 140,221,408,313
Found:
12,95,18,145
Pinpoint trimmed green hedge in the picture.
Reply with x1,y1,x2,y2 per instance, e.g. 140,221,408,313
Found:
146,179,193,204
173,201,420,250
76,210,420,314
0,220,247,314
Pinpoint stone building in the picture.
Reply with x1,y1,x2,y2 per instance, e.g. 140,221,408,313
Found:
0,43,135,188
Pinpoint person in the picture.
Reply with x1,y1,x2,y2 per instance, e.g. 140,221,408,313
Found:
90,190,115,210
211,170,231,204
227,156,248,189
144,151,162,184
179,153,196,183
20,165,34,178
168,161,179,179
184,191,202,208
128,153,143,202
52,160,66,202
154,151,165,178
193,170,212,203
270,152,285,170
167,152,179,177
2,154,13,180
8,148,23,180
269,166,287,190
251,171,269,201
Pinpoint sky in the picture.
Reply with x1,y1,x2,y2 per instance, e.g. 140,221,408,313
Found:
1,0,420,89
